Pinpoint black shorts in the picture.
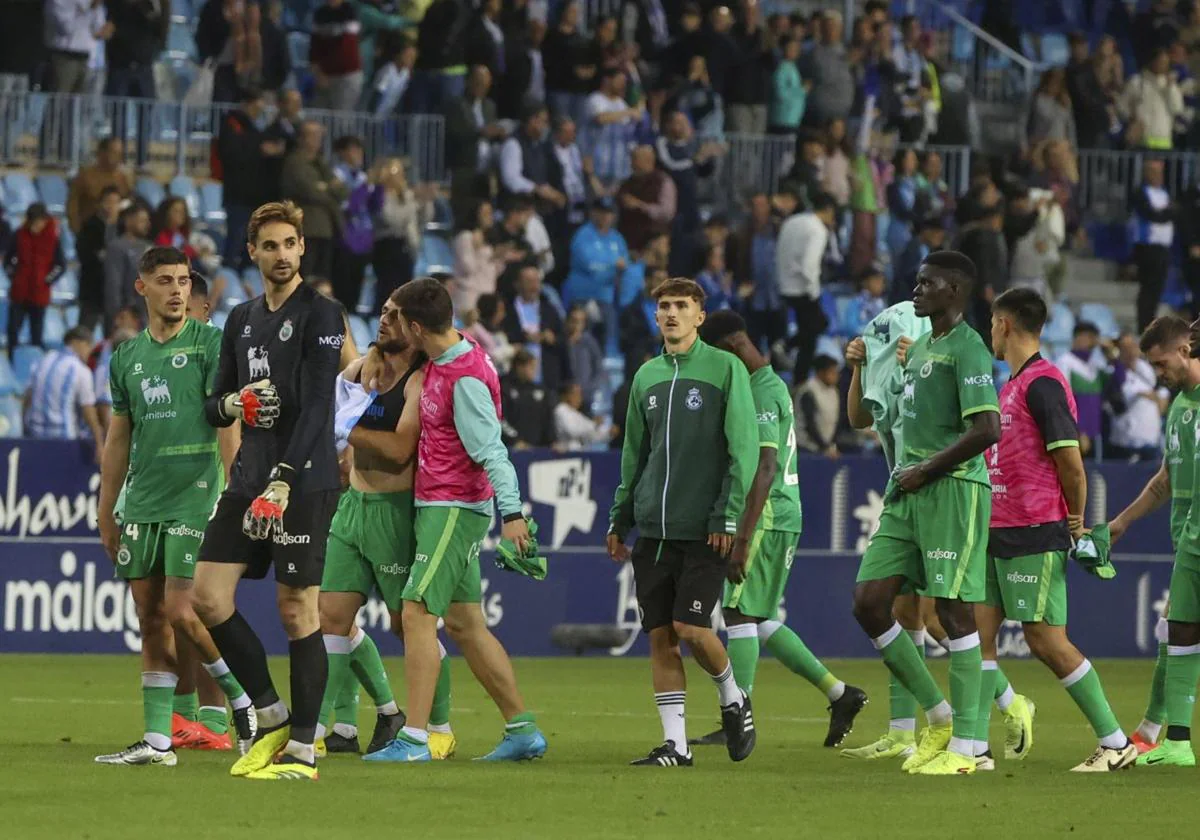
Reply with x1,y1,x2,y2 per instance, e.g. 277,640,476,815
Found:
199,490,338,588
630,538,727,632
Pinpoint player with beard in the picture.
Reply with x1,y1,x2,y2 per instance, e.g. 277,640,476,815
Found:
193,201,345,781
312,290,457,761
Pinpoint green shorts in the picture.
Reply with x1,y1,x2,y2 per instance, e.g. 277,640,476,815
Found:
983,551,1068,625
401,506,489,618
322,488,415,612
1167,561,1200,623
856,478,990,602
723,530,798,619
115,518,206,580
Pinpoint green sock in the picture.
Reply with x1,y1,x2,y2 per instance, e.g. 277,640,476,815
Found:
726,625,761,695
762,621,839,696
505,711,537,736
976,662,998,750
1146,643,1170,724
143,672,177,746
319,638,354,731
993,667,1010,701
877,626,945,712
430,652,453,727
349,630,395,709
1165,649,1200,734
1064,660,1123,740
172,690,198,722
335,682,361,729
947,642,982,743
889,630,924,724
198,705,229,734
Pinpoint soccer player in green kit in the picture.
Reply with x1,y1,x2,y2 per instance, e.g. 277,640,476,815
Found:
852,251,1000,776
95,248,256,766
1107,316,1200,766
688,310,868,749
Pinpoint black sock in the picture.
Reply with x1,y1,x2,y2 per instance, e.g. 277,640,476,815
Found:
1167,725,1191,742
207,611,279,708
288,630,327,744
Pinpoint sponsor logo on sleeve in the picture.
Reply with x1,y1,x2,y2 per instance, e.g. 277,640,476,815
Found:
962,374,994,386
317,333,345,349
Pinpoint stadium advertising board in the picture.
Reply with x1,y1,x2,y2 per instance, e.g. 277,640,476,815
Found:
0,441,1173,657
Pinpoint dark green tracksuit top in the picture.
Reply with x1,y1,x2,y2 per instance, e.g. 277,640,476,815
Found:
609,337,759,541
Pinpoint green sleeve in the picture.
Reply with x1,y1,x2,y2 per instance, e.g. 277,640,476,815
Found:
755,382,781,450
109,344,129,418
453,377,522,517
355,0,409,32
956,338,1000,419
714,359,758,534
203,325,223,396
609,373,647,539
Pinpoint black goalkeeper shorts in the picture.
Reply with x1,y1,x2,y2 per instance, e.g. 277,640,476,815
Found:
630,538,727,632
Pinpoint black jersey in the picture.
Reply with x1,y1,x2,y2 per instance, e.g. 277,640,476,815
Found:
205,281,344,495
352,359,422,433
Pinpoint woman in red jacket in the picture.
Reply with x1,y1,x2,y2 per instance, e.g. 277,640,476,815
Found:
152,196,199,261
5,203,65,360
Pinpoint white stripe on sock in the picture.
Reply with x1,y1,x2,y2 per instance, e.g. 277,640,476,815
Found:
202,658,231,679
324,633,353,655
826,680,846,702
1168,643,1200,656
947,632,981,653
926,700,953,726
144,732,172,751
712,663,742,706
935,635,950,651
141,671,179,689
981,659,999,671
871,622,904,650
888,718,916,732
349,626,367,651
906,628,927,646
1060,659,1093,688
726,623,759,640
995,684,1015,711
437,640,448,660
332,722,357,739
948,736,974,757
1137,720,1162,742
758,619,783,643
655,691,686,748
974,739,990,757
1099,730,1128,749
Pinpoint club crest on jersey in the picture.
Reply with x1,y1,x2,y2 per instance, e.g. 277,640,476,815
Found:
140,376,172,405
685,388,702,410
132,362,143,374
1185,409,1195,425
647,395,658,411
116,546,131,566
248,346,270,379
919,360,933,378
171,352,187,369
279,319,294,342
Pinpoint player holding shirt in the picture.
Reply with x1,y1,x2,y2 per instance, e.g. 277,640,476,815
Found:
852,252,1000,776
1109,316,1200,755
976,288,1135,772
690,310,867,749
365,277,547,763
94,249,255,767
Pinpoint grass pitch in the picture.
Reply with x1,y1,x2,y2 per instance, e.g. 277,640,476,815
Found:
4,655,1200,839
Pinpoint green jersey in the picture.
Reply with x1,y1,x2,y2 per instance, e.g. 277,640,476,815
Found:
610,338,758,541
110,318,224,523
749,366,802,534
1168,387,1200,558
899,320,998,487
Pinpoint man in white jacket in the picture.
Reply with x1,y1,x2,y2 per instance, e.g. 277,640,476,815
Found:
1121,48,1185,150
775,191,837,384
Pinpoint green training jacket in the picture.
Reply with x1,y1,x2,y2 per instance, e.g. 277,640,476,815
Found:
609,337,759,541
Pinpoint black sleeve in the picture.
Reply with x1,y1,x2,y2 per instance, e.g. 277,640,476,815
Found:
1026,376,1079,451
204,307,242,427
279,300,343,474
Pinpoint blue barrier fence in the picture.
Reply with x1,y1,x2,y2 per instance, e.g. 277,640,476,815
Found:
0,440,1172,657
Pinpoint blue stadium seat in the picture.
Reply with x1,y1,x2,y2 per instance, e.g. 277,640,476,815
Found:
416,235,454,276
0,395,22,437
0,298,7,344
1079,302,1119,340
169,175,202,220
2,173,38,217
211,310,227,330
199,182,225,227
42,308,66,347
348,315,372,351
52,269,79,304
241,267,264,297
136,177,166,208
59,224,76,261
35,174,68,216
0,264,9,293
166,17,198,62
287,31,311,68
11,345,45,389
0,354,18,395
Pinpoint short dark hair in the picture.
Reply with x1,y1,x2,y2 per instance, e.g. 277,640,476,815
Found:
922,249,977,287
992,287,1048,335
189,270,208,299
138,246,189,277
698,309,747,347
476,292,502,323
813,354,839,372
247,200,304,244
513,348,536,368
25,202,48,222
394,277,454,332
65,325,93,345
1140,315,1191,353
504,193,535,214
333,134,364,154
1073,321,1100,337
651,276,706,306
809,191,837,213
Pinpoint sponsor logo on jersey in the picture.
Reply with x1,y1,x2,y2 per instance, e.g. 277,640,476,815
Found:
378,562,410,576
248,346,270,379
757,410,778,424
647,395,658,411
279,319,294,342
242,325,252,337
902,379,916,402
926,549,958,562
184,554,193,564
685,387,702,410
1007,572,1038,584
132,363,143,375
963,374,994,386
171,352,188,369
140,376,172,407
166,523,204,540
920,360,933,378
272,530,311,546
690,599,703,613
415,553,430,564
317,333,345,349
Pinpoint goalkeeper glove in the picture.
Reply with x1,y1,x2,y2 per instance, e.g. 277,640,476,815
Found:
221,379,281,428
243,463,294,540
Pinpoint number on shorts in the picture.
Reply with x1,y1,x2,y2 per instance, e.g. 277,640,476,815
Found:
124,523,139,540
783,425,799,486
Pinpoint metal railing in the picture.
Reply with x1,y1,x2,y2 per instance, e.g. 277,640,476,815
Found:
914,0,1041,104
0,90,445,183
1077,149,1199,224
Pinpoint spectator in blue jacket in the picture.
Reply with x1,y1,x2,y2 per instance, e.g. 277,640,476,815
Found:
886,147,924,267
696,244,736,312
563,197,629,354
332,134,381,312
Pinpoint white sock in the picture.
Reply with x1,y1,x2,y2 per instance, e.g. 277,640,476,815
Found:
995,684,1015,712
907,628,927,647
712,662,743,707
378,700,401,716
655,691,687,752
332,722,357,739
826,680,846,701
947,631,981,653
948,736,973,757
323,633,353,655
1100,730,1129,749
283,739,315,764
142,671,178,751
144,731,172,751
429,723,452,735
349,625,367,651
1059,659,1093,688
870,622,904,650
974,739,990,757
758,619,783,643
926,700,953,726
888,718,916,732
1137,720,1163,742
256,700,289,729
228,692,252,711
402,725,429,744
315,723,326,741
935,635,950,652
